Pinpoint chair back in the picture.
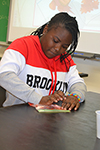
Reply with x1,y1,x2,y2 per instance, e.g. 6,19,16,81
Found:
0,86,6,107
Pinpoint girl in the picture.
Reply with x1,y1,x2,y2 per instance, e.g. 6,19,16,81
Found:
0,12,86,110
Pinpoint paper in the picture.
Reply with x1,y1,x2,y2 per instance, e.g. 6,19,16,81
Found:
28,103,70,113
37,109,70,113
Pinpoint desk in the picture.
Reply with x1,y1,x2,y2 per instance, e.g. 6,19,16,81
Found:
0,92,100,150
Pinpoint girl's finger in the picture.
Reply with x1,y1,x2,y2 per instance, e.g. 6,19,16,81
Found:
68,103,76,111
54,91,66,100
74,102,80,111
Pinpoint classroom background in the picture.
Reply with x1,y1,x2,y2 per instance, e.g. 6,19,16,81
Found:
0,0,100,94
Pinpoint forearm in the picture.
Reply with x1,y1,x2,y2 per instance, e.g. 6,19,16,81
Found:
68,82,87,102
0,71,42,104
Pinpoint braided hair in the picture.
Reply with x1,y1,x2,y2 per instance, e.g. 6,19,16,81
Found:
31,12,80,62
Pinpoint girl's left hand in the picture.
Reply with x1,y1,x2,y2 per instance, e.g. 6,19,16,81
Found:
62,95,80,111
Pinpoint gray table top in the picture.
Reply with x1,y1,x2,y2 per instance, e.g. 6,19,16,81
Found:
0,91,100,150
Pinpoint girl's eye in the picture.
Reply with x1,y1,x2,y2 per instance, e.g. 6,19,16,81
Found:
53,38,58,43
62,45,68,49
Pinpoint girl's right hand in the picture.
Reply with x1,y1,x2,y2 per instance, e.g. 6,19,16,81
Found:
39,90,66,105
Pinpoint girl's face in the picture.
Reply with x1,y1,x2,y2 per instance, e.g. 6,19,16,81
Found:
40,25,72,59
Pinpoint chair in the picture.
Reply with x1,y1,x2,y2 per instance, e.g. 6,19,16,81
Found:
79,72,88,77
0,86,6,107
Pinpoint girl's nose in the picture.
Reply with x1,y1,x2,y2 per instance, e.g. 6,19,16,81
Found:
54,44,61,52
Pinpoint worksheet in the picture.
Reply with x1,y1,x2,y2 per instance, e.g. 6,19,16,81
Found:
28,103,70,113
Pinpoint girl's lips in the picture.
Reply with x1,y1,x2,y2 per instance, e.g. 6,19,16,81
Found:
49,50,57,56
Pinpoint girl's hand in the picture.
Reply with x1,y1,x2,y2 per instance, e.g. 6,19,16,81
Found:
62,95,80,111
39,90,66,105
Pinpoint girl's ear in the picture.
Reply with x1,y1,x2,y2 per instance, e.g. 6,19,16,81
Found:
43,24,48,34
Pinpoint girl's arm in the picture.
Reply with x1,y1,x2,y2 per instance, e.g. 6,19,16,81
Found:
0,71,42,104
68,82,87,102
67,65,87,102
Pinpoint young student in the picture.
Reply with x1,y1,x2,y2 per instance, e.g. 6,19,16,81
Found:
0,12,86,110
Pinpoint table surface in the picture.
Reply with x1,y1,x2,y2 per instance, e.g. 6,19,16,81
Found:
0,91,100,150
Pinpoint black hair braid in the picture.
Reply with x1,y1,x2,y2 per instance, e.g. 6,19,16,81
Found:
57,14,80,62
64,56,71,72
31,23,48,38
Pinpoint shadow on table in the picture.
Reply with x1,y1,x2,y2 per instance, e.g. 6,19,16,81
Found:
93,138,100,150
